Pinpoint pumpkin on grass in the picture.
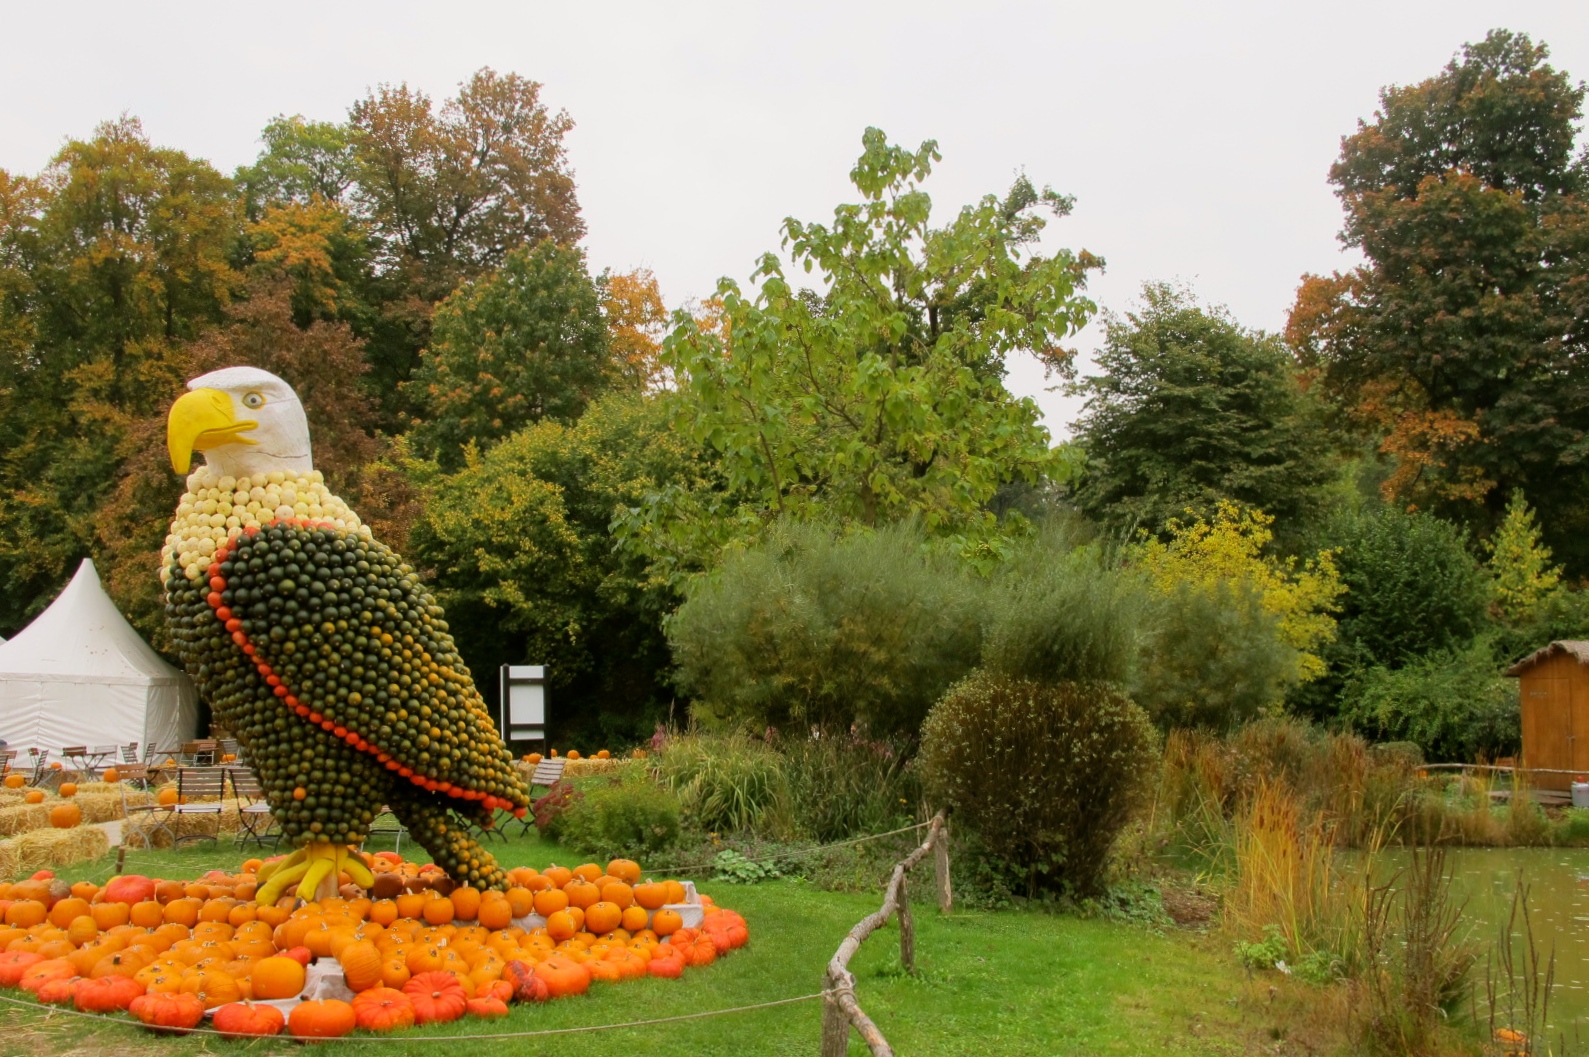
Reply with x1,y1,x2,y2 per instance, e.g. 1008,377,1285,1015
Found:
129,990,206,1031
503,960,550,1003
0,950,43,986
466,995,509,1018
403,971,467,1024
289,998,357,1039
337,939,382,992
214,1001,285,1037
74,974,145,1011
352,987,415,1032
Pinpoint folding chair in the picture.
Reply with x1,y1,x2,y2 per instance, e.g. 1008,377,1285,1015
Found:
506,757,568,838
118,765,175,849
0,750,16,775
26,750,51,787
121,743,140,766
61,746,89,779
228,768,279,849
218,738,239,762
170,767,226,844
362,807,406,856
88,745,119,779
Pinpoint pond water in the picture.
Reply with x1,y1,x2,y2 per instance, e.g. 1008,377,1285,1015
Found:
1434,847,1589,1033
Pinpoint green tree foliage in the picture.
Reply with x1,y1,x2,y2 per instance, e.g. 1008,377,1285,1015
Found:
410,392,717,745
236,115,358,212
0,117,241,632
1324,505,1489,670
920,672,1156,897
407,240,612,469
1072,283,1333,536
1485,490,1563,625
1287,30,1589,570
666,520,984,737
1340,640,1520,761
645,129,1098,573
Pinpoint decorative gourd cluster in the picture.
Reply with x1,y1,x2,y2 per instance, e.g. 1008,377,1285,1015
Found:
0,853,749,1038
164,511,529,887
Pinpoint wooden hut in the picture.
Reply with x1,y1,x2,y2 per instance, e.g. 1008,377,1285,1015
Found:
1504,640,1589,791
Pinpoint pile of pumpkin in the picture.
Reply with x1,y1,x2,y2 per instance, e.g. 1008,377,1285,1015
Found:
0,776,87,829
0,854,748,1038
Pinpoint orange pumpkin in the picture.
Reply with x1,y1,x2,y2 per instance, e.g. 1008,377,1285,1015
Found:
338,940,384,992
156,787,179,807
91,902,131,930
213,1001,285,1036
0,950,43,986
607,859,641,884
72,974,145,1012
621,906,650,933
532,954,590,998
3,775,23,789
249,955,306,1000
381,956,412,989
477,896,513,931
36,975,78,1005
352,987,416,1032
403,971,468,1024
57,783,77,798
288,998,357,1039
129,990,206,1030
180,967,242,1008
449,886,482,921
564,881,600,910
23,790,43,805
101,768,120,784
599,881,635,909
584,902,622,936
466,995,510,1018
651,908,683,937
421,896,455,926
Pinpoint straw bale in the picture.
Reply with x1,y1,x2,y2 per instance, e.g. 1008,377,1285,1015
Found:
0,826,109,879
123,803,250,849
74,793,125,824
0,805,50,837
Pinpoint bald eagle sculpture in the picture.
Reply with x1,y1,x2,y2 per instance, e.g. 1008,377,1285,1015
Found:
162,366,530,903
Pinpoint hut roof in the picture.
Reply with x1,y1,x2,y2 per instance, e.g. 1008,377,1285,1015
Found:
1504,640,1589,677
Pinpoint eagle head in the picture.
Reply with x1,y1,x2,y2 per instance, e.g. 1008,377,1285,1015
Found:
167,366,312,478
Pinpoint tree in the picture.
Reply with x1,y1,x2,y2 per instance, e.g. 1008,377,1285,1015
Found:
406,240,612,470
409,392,720,745
1287,30,1589,570
1485,490,1563,625
349,68,582,285
600,269,669,390
1072,283,1335,538
0,117,241,633
645,128,1098,573
236,115,358,213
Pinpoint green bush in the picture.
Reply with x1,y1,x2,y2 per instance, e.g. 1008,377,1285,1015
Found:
980,534,1143,685
779,733,920,842
554,770,683,861
1131,579,1297,731
655,732,790,834
919,671,1157,897
1340,640,1520,761
667,520,983,736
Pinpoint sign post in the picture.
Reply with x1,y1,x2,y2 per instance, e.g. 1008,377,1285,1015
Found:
498,665,547,752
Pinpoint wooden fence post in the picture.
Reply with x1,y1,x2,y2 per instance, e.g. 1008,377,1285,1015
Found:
820,969,851,1057
933,816,952,914
898,874,916,974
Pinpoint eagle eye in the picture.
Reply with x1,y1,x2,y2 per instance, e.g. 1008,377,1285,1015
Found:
242,392,266,410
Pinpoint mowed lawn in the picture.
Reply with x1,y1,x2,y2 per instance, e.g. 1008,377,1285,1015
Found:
0,832,1292,1056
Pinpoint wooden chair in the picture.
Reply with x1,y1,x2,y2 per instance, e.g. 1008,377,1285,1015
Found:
228,768,279,849
0,749,17,774
505,757,567,837
60,746,90,780
170,767,226,844
121,743,140,765
25,750,51,787
118,765,174,849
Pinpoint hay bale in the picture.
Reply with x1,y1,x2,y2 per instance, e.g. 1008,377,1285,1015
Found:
123,804,249,849
75,792,125,824
0,804,50,837
0,827,109,880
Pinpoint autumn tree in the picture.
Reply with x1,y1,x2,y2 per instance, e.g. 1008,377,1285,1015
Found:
638,129,1098,575
601,268,668,389
0,117,241,632
235,115,358,213
1288,29,1589,570
406,240,611,470
1072,283,1335,539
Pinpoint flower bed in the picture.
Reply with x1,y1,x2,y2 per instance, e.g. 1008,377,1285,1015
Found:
0,852,748,1038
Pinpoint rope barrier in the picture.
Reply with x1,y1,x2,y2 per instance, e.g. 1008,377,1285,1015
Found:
0,988,826,1041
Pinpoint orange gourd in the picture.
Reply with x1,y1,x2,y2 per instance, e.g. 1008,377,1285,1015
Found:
338,940,383,992
449,886,481,921
72,974,144,1012
36,975,78,1005
57,783,77,798
466,995,509,1018
651,908,683,936
532,888,569,917
0,950,42,986
23,790,43,805
213,1001,285,1037
249,956,306,1000
532,954,590,998
129,990,206,1030
289,998,358,1039
477,896,513,931
403,971,468,1024
352,987,415,1032
583,902,622,936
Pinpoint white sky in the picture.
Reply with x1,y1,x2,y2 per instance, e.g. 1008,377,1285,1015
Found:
2,1,1584,437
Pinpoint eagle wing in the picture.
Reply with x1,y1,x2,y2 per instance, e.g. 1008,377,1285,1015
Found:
209,520,529,815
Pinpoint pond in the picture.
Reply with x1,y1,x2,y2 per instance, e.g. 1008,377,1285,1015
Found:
1436,847,1589,1034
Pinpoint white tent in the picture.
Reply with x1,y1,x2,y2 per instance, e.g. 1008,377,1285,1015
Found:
0,560,197,754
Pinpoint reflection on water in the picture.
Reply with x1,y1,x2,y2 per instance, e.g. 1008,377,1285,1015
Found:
1420,847,1589,1032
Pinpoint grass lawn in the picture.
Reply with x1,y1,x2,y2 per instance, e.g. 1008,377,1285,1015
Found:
0,831,1345,1056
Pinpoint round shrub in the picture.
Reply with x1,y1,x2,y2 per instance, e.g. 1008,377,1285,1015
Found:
919,672,1156,897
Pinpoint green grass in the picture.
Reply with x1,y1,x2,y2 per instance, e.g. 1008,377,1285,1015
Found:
7,832,1315,1056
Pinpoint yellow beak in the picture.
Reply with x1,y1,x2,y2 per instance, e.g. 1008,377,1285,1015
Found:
167,388,257,474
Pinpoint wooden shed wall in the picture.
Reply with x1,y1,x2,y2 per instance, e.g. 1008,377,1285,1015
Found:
1518,651,1587,790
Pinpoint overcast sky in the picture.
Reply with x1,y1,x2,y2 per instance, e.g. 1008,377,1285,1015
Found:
3,1,1584,436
